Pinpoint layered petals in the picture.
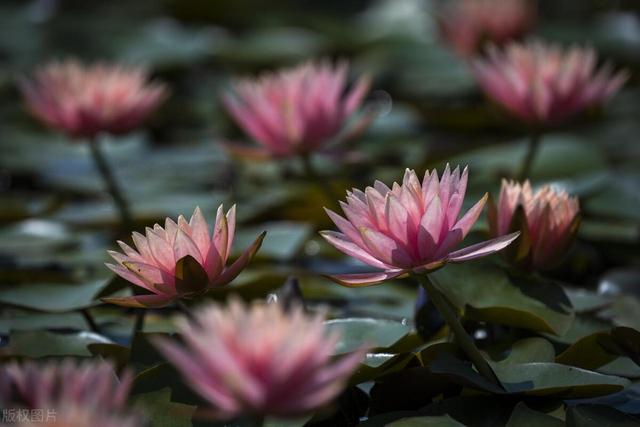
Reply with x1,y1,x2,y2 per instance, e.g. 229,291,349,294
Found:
488,179,580,270
321,166,519,286
103,205,265,308
472,40,629,126
223,60,371,157
154,299,366,419
20,60,167,139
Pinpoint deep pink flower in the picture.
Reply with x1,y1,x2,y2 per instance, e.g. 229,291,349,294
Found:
488,180,580,270
1,359,139,427
438,0,536,57
20,60,167,139
472,40,629,126
154,299,366,419
320,166,520,286
223,60,371,158
103,205,265,308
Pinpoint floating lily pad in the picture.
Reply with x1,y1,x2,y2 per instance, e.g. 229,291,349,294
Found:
432,263,574,335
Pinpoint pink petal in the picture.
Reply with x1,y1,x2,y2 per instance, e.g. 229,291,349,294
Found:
359,227,413,268
320,231,393,270
174,228,204,265
452,193,488,238
189,206,211,259
448,232,520,263
212,205,229,264
343,75,371,117
145,228,175,272
324,270,406,287
211,231,266,287
324,207,366,247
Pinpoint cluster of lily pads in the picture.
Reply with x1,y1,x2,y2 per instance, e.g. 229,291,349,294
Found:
1,0,639,426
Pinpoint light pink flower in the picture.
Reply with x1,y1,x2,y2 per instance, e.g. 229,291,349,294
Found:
438,0,536,57
488,180,580,270
472,40,629,126
103,205,265,308
223,60,371,158
20,60,167,139
0,360,138,427
154,299,366,419
320,166,520,286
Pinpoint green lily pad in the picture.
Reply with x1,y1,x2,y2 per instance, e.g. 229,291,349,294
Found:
566,404,640,427
6,330,111,357
494,363,629,398
325,318,418,355
432,263,574,335
493,338,556,367
506,402,564,427
0,309,86,334
0,278,112,312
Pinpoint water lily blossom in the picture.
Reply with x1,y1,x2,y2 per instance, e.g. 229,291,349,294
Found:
1,360,139,427
223,60,371,158
488,180,580,270
472,40,629,126
103,205,265,308
154,299,366,419
320,166,520,286
438,0,536,57
20,59,167,139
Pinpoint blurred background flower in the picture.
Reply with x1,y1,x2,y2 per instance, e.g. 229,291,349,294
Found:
0,360,138,427
438,0,537,57
223,60,371,158
154,299,366,420
20,60,167,139
471,40,628,127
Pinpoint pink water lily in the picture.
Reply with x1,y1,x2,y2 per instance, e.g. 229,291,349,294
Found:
320,166,520,286
1,360,139,427
472,40,628,126
223,60,371,158
439,0,536,57
489,179,580,270
103,205,265,308
20,60,167,139
154,299,366,419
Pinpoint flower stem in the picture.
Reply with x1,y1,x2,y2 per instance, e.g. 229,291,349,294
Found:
300,153,339,204
415,274,501,387
81,308,101,334
88,136,133,230
133,309,146,336
518,132,542,182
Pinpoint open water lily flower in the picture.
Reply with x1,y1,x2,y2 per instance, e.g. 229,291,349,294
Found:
321,166,520,286
103,205,265,308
